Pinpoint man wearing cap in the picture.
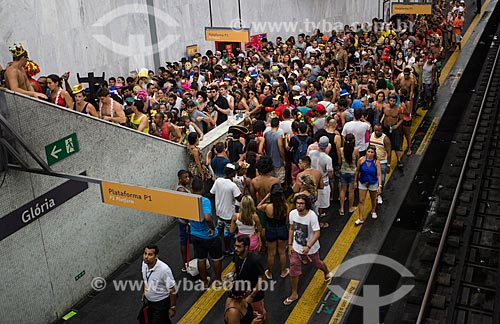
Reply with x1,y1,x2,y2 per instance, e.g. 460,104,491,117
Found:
210,163,242,255
187,99,210,131
312,103,327,134
5,44,47,100
308,136,333,221
302,64,314,82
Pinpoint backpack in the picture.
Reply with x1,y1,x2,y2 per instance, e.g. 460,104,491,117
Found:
293,136,309,165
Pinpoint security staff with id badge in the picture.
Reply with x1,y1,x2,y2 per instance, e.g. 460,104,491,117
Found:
142,244,177,324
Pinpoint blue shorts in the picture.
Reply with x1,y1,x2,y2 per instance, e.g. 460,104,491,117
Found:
340,172,355,186
265,224,288,242
217,219,235,239
423,83,432,97
179,222,188,246
358,182,378,191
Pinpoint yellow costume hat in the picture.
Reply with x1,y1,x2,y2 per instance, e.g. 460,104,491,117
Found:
9,43,27,58
72,83,84,94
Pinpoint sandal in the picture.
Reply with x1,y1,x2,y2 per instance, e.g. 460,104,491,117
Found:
354,219,364,225
280,268,290,278
339,210,345,216
264,269,273,280
283,296,298,306
320,222,330,229
324,272,334,285
349,206,358,213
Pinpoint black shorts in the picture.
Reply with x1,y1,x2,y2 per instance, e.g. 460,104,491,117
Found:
382,125,401,151
402,120,412,127
191,235,224,261
265,224,288,242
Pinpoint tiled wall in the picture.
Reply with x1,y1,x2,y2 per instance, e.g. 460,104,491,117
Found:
0,89,187,323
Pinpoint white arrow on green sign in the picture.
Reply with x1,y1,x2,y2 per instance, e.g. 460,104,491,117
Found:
45,133,79,166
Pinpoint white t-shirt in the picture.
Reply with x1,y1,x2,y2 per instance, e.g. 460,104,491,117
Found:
309,150,333,185
342,120,371,152
210,178,241,220
289,209,320,254
279,120,293,135
142,259,176,302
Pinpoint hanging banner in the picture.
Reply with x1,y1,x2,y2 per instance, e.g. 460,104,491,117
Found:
245,33,267,51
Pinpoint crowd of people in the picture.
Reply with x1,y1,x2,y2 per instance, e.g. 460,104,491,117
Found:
0,1,473,323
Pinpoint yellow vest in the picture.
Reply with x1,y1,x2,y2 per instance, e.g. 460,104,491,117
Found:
130,113,149,134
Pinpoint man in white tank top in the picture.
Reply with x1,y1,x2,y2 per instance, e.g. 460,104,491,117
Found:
369,125,392,204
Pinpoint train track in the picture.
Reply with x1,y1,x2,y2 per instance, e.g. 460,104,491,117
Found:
390,27,500,324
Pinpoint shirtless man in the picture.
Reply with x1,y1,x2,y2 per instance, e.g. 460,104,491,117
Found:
381,94,403,167
96,88,126,124
293,156,324,193
5,44,47,100
250,156,281,252
396,67,415,101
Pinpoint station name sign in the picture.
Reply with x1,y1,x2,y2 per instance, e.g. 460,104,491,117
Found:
0,172,88,241
205,27,250,42
392,3,432,15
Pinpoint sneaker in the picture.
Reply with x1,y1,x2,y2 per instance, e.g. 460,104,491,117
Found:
354,219,364,225
377,195,383,205
371,212,378,219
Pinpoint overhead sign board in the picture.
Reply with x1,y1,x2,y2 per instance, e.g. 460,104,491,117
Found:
205,27,250,42
391,3,432,15
100,181,203,221
45,133,79,166
186,44,198,56
0,172,89,241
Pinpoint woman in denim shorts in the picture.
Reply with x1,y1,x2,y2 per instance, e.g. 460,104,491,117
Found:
339,134,359,216
354,146,382,225
257,183,290,279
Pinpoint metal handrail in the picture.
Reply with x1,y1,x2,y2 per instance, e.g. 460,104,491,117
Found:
416,39,500,323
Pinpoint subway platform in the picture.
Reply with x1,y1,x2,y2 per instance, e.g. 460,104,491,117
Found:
62,1,499,323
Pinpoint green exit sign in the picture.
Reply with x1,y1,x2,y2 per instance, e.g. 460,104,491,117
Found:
45,133,79,166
